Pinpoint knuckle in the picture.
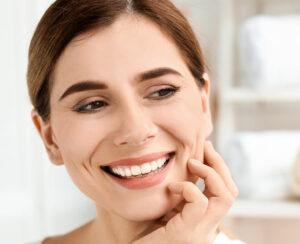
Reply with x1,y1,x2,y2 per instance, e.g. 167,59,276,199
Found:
205,166,215,174
186,182,196,188
184,182,208,204
183,182,198,192
195,194,208,205
213,153,224,163
210,194,235,209
223,195,235,207
183,182,196,192
211,194,235,208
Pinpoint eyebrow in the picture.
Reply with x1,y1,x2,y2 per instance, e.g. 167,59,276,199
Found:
58,67,183,101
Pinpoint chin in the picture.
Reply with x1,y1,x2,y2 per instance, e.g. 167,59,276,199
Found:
117,191,183,222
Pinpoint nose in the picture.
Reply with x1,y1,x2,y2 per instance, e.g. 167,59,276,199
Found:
113,104,158,147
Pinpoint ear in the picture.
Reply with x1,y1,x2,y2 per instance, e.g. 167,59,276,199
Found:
198,73,213,138
31,109,64,166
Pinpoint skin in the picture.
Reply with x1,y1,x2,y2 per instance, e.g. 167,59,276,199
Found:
32,14,238,244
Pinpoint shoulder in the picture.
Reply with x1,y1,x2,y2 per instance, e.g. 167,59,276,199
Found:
214,231,247,244
214,225,247,244
26,235,62,244
34,219,93,244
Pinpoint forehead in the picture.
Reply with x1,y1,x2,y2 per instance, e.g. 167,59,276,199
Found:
51,14,192,98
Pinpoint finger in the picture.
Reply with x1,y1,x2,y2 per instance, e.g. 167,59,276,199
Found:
187,159,230,198
200,195,235,231
168,181,208,228
157,198,185,224
161,199,186,223
204,141,239,197
191,132,204,164
187,160,236,230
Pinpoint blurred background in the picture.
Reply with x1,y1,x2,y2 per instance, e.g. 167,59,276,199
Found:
1,0,300,243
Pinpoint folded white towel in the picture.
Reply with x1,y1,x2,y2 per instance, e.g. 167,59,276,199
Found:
239,15,300,89
223,131,300,200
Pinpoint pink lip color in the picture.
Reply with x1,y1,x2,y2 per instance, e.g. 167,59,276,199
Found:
105,154,174,189
104,151,172,167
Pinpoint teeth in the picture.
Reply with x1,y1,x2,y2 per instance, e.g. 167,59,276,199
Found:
131,165,141,176
141,162,152,174
158,158,163,167
124,167,131,177
151,161,158,171
110,154,170,178
118,167,125,177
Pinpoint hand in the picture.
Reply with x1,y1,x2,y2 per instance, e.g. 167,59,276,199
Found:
131,141,239,244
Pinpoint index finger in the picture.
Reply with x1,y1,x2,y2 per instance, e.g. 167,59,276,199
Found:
188,159,230,199
204,141,239,197
187,159,235,228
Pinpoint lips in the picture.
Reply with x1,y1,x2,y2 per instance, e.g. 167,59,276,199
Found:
102,152,175,189
101,151,174,168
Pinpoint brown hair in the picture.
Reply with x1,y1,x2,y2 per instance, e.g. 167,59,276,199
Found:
27,0,206,122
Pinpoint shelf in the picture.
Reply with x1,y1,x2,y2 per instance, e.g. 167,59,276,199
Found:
223,87,300,103
226,199,300,219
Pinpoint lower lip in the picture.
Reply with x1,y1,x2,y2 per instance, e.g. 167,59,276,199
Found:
103,154,174,189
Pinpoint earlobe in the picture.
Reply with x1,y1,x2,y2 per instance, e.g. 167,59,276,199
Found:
31,109,64,166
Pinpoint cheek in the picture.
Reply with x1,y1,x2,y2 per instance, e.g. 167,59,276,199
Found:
52,117,114,199
153,95,207,149
152,95,206,182
53,117,110,163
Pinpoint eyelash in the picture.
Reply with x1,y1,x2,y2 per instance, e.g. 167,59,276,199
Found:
74,86,181,113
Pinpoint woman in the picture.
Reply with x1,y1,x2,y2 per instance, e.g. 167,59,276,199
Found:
27,0,245,243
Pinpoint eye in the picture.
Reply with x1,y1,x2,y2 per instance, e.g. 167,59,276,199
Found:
74,87,180,113
147,87,180,100
74,100,107,113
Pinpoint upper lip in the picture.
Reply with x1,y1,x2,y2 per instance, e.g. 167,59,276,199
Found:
102,151,174,168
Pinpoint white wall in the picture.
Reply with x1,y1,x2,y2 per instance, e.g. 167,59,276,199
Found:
0,1,96,243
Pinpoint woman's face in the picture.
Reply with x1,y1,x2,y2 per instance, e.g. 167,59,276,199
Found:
36,14,212,221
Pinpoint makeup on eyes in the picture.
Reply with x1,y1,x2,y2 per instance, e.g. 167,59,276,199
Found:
66,81,182,112
70,85,182,113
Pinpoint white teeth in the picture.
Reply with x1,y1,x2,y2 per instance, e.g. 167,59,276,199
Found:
124,167,132,177
158,158,163,168
109,154,171,178
131,165,141,176
118,167,125,177
141,163,152,174
151,161,158,171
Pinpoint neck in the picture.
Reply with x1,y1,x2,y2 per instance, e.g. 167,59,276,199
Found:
88,206,157,244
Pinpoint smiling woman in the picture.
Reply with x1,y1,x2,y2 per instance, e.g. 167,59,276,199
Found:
27,0,244,244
